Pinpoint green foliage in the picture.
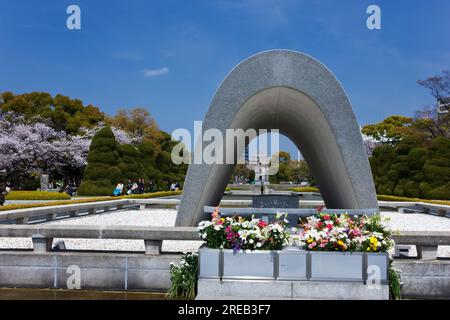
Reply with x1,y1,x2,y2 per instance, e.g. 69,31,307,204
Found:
1,92,188,193
118,144,147,181
370,136,450,200
0,91,104,134
362,115,414,145
268,152,312,184
147,132,187,190
376,194,450,206
269,151,291,183
77,180,116,196
167,253,198,300
231,164,255,183
291,187,319,192
5,191,71,200
389,262,402,300
78,127,122,196
0,191,182,211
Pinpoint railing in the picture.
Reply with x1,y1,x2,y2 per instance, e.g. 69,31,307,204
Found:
392,231,450,260
0,224,199,254
0,199,135,224
0,223,448,261
1,196,448,228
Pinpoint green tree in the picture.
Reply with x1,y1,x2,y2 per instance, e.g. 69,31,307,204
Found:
231,164,255,183
77,127,122,195
362,115,414,145
118,144,147,182
287,160,311,184
269,151,291,183
421,137,450,199
0,91,104,134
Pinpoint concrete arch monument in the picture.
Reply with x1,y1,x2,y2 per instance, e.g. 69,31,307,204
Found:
176,50,377,226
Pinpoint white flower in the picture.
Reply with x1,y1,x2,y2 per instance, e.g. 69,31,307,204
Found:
256,242,262,248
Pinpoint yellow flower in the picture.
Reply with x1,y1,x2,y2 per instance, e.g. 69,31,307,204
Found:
337,240,344,246
307,238,313,243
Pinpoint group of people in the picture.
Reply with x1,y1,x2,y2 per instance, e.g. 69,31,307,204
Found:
0,181,11,206
113,178,156,196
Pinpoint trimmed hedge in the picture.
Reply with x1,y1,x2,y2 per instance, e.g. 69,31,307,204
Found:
291,187,320,193
0,191,182,212
77,127,122,196
5,191,71,201
123,191,182,199
377,194,450,206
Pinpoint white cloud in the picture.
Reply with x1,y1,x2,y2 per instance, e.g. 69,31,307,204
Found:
142,67,169,77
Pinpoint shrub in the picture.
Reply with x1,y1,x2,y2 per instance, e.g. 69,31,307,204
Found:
0,191,182,211
77,180,116,197
78,126,122,196
376,194,450,206
118,144,147,182
124,190,182,199
5,191,70,200
167,252,198,300
291,187,319,193
428,183,450,200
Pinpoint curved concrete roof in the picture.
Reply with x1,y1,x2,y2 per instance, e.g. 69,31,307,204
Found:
176,50,377,226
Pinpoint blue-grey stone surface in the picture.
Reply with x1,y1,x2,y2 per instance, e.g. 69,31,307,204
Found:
252,195,300,208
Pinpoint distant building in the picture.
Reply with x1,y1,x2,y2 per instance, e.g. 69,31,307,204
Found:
247,153,270,183
438,97,450,117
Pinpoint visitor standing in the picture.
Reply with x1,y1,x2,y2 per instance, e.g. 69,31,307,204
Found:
259,175,264,195
127,181,139,195
0,182,11,206
138,179,145,194
126,179,133,194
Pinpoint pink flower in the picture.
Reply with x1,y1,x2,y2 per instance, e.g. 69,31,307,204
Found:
308,242,317,249
350,229,361,237
323,214,330,221
211,207,219,219
258,220,268,228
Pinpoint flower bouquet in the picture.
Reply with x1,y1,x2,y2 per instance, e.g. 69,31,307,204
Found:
197,208,292,279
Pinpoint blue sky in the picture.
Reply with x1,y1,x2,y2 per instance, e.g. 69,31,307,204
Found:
1,0,449,156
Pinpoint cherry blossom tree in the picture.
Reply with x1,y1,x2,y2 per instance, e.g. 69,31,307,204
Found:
0,112,139,186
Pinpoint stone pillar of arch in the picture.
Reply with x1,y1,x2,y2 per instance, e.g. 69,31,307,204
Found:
176,50,378,227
